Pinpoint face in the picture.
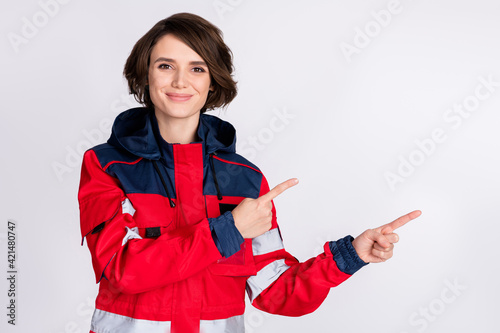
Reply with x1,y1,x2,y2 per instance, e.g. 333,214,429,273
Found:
147,33,213,122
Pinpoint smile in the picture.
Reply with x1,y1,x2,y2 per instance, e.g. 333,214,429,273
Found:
166,93,193,102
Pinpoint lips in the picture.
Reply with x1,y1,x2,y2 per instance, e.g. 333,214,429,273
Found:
166,93,193,102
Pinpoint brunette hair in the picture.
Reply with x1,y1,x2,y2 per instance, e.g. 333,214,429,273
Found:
123,12,237,113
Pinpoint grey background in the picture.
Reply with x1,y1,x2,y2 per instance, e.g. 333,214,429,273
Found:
1,0,499,332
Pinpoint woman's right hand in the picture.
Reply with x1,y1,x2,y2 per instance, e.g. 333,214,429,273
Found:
231,178,299,239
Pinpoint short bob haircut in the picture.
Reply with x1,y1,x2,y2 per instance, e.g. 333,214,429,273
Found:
124,12,237,113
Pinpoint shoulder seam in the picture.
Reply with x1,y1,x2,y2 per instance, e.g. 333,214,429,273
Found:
103,157,143,171
212,155,262,174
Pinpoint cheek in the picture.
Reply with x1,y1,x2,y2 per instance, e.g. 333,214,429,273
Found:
148,68,168,88
149,75,168,91
147,78,166,105
194,78,212,94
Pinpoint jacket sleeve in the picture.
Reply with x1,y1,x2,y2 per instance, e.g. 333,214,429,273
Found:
78,149,223,295
246,175,368,316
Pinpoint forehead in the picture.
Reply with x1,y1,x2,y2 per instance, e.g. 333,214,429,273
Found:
150,34,204,62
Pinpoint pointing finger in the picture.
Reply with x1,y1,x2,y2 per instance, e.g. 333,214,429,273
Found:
258,178,299,202
379,210,422,234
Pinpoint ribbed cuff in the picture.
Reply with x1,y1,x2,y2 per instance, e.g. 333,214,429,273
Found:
329,235,368,275
208,211,244,258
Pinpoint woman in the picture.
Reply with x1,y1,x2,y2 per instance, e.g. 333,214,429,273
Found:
78,12,421,333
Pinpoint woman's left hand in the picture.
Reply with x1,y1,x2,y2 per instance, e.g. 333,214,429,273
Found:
351,210,422,263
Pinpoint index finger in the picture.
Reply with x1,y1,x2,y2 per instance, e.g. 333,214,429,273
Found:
378,210,422,234
258,178,299,202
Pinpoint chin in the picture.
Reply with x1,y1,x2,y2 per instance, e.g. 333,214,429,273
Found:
157,106,200,119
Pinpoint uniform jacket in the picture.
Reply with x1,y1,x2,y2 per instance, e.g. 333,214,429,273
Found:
78,107,367,333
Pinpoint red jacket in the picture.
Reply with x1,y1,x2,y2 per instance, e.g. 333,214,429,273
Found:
79,108,367,333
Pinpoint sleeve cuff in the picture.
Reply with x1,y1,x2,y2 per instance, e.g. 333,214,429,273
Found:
208,211,244,258
329,235,368,275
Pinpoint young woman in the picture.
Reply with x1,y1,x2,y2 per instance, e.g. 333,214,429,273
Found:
78,12,421,333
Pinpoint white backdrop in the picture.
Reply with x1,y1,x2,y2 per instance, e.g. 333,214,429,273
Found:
1,0,499,332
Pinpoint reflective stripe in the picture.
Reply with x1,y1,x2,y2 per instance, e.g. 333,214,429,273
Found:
121,198,136,216
200,314,244,333
121,226,142,246
91,309,244,333
246,259,290,302
91,309,171,333
252,228,284,255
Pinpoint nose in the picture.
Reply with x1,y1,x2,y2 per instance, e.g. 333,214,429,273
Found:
172,69,188,89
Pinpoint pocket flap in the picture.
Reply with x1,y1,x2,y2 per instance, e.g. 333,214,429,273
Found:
208,239,257,276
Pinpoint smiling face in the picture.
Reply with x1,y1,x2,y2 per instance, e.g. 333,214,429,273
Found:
147,33,213,123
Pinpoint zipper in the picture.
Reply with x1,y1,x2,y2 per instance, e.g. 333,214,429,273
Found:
209,153,223,200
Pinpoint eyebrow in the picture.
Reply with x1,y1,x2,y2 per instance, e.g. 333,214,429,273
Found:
153,57,207,66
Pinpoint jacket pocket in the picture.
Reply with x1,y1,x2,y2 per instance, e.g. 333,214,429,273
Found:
208,239,257,277
126,193,176,237
80,192,122,243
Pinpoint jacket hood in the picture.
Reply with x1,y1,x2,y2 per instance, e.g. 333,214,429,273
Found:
107,107,236,160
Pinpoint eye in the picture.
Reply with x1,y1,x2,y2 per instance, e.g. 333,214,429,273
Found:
158,64,172,70
193,67,206,73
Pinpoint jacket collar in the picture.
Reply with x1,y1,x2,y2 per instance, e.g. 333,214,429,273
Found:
107,107,236,161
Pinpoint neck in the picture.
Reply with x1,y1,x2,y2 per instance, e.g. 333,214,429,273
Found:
155,110,200,144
